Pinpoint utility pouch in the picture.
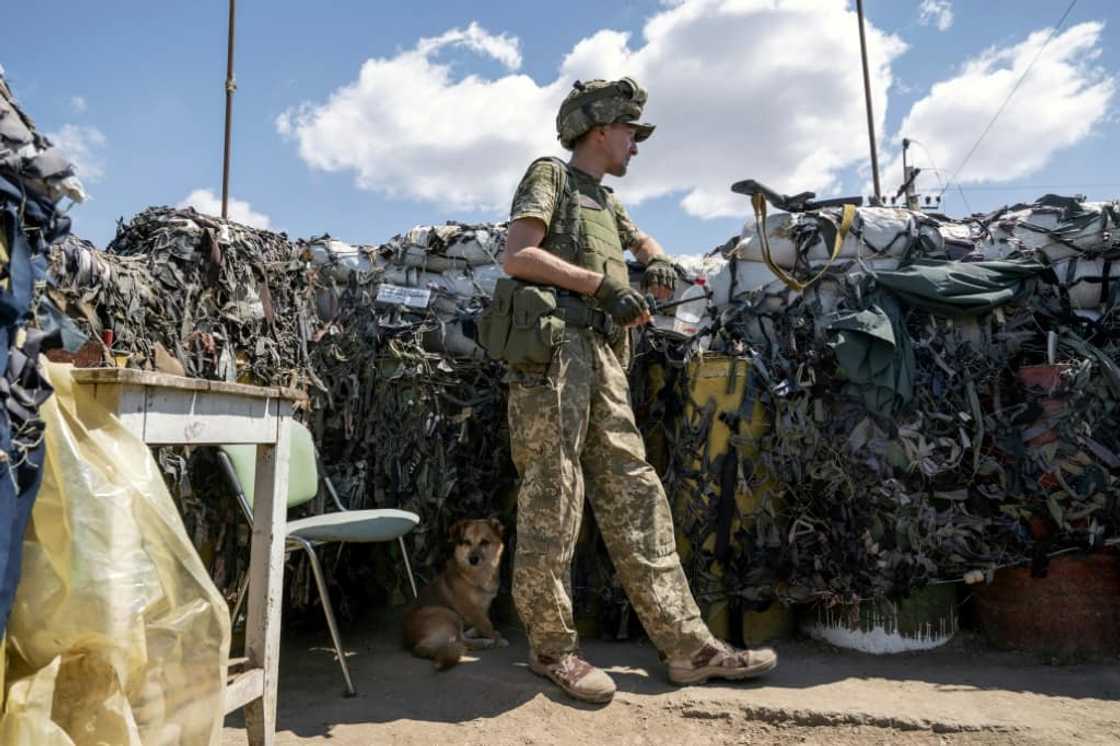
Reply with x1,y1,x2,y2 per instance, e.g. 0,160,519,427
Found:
478,277,516,358
479,278,565,365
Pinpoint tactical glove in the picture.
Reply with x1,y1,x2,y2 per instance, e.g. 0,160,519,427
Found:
641,255,677,294
594,275,648,326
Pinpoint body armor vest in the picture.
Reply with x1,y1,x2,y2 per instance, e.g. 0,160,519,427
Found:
532,157,629,294
529,157,631,361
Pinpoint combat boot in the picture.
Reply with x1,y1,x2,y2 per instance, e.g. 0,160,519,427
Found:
529,651,616,704
667,639,778,685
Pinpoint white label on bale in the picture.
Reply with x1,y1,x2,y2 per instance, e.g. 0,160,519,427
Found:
376,283,432,309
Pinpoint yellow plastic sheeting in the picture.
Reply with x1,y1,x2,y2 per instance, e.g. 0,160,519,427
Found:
0,657,74,746
0,362,230,745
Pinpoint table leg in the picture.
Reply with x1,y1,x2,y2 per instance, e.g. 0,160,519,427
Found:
243,403,292,746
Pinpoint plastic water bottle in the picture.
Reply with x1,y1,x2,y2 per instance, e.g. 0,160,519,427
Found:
673,279,708,337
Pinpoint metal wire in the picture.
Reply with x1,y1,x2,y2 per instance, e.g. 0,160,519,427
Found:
939,0,1079,200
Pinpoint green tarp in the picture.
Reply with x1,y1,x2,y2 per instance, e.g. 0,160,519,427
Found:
872,257,1046,317
827,257,1047,416
827,295,913,416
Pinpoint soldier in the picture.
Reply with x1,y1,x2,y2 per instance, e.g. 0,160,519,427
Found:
502,77,778,704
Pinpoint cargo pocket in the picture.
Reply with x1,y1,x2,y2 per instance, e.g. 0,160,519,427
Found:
619,485,678,560
648,492,679,558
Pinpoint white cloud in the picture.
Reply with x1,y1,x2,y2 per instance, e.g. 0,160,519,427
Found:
177,188,273,230
918,0,953,32
883,22,1115,197
278,2,905,220
45,124,107,182
416,21,522,71
70,95,88,113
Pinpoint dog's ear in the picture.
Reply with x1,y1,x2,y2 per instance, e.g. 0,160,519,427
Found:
449,519,467,544
488,517,505,538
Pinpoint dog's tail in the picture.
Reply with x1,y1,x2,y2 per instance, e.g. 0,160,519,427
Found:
432,640,468,671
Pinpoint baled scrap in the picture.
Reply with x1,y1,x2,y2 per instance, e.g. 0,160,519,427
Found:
44,183,1118,624
666,192,1120,607
48,215,518,613
0,75,85,204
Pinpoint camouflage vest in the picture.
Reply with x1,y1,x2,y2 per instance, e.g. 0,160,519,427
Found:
531,157,629,288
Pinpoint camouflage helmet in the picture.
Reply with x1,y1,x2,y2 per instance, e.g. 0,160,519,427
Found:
556,77,655,150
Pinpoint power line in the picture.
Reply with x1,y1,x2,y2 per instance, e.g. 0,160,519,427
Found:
953,183,1120,192
938,0,1079,199
907,140,945,191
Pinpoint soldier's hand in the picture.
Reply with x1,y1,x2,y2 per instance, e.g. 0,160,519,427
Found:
594,275,649,326
641,255,677,301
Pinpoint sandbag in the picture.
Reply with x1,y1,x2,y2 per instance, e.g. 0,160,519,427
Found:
708,257,901,310
1048,256,1118,309
304,238,382,282
983,199,1120,262
734,207,947,268
381,264,505,301
390,224,505,269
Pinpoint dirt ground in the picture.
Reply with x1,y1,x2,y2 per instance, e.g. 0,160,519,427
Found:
222,609,1120,745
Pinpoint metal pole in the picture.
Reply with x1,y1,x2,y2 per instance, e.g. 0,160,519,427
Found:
902,139,920,209
856,0,881,204
901,137,909,198
221,0,237,220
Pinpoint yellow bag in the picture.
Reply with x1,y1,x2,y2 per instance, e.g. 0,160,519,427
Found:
0,362,230,745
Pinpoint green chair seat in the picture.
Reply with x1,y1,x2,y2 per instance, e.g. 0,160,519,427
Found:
287,509,419,543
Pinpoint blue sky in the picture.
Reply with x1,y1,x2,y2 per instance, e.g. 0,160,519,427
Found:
4,1,1118,256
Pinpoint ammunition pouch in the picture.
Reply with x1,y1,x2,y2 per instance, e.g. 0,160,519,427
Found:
479,279,619,365
479,277,565,365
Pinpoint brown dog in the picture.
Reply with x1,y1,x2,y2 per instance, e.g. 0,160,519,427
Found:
403,518,507,669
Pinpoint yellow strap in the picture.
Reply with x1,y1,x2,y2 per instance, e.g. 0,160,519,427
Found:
754,193,856,292
0,226,9,293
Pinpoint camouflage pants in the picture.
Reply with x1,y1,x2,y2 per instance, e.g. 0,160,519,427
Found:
508,328,710,660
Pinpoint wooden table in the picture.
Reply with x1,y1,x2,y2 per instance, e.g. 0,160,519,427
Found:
71,367,306,746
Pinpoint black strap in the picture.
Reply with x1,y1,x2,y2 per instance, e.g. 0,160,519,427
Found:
714,448,737,563
554,295,616,336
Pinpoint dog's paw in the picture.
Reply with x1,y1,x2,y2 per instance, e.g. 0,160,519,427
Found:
495,633,510,648
465,636,496,650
